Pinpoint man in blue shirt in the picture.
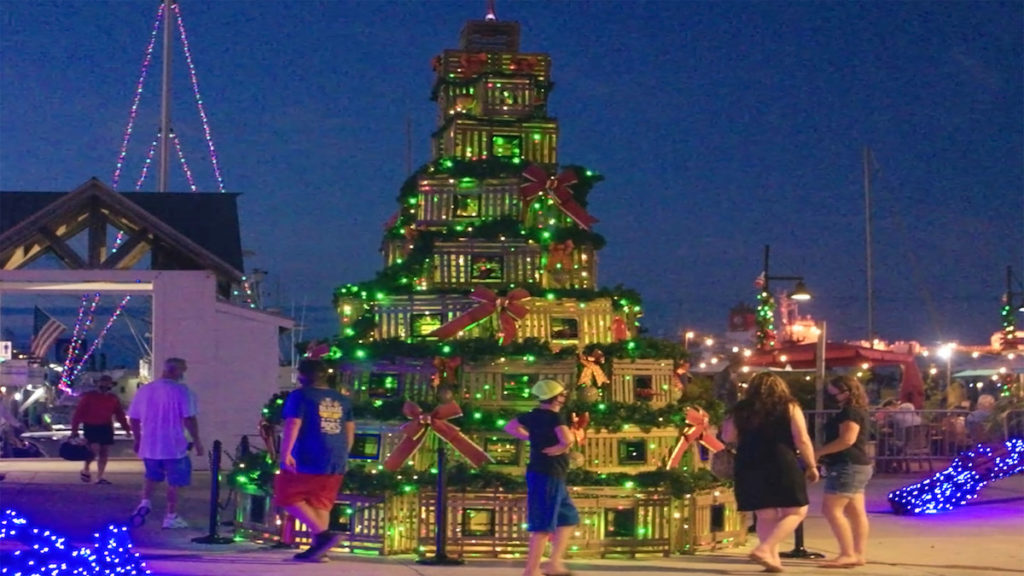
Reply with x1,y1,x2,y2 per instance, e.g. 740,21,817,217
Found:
274,358,355,562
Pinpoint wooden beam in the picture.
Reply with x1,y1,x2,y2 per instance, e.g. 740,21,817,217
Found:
101,230,150,270
88,200,108,267
37,227,87,269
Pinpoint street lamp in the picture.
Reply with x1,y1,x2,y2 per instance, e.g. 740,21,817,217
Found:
936,343,956,389
762,244,812,301
683,330,695,349
756,244,813,350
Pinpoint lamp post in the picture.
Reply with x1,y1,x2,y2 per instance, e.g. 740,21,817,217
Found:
683,330,695,350
756,244,812,350
937,343,955,390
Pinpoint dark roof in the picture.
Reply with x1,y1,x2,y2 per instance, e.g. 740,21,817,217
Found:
0,190,244,272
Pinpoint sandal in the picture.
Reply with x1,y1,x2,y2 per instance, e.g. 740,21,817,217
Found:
96,478,112,485
80,471,91,483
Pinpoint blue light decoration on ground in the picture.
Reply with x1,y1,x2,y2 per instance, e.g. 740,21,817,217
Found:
888,439,1024,515
0,509,150,575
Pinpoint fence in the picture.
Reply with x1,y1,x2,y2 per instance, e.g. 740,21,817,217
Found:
805,407,1023,474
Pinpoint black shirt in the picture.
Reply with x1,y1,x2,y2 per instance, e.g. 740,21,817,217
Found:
518,407,569,478
822,405,871,466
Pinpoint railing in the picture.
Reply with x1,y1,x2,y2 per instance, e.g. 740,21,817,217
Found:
804,408,1021,474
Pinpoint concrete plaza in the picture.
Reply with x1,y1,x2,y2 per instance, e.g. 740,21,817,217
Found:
1,459,1021,576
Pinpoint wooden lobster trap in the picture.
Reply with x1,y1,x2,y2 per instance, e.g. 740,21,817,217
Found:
671,488,747,554
605,358,681,408
460,356,577,408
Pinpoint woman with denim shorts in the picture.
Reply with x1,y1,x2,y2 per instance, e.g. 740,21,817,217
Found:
817,374,873,568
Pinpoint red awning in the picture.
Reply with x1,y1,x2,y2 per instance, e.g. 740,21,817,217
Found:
744,342,926,408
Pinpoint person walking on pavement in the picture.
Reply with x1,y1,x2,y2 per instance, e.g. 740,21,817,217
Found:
70,374,131,484
503,379,580,576
721,372,819,573
274,358,355,562
817,374,873,568
127,357,204,529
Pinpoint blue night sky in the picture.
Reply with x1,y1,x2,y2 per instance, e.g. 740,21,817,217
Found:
1,0,1021,351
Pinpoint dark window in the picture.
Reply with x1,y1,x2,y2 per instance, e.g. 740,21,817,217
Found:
349,433,382,461
502,374,532,401
462,508,496,537
367,373,399,399
618,439,646,465
634,375,654,402
550,317,579,341
453,193,480,218
491,134,522,158
484,437,521,465
604,508,637,538
471,255,503,282
410,313,442,338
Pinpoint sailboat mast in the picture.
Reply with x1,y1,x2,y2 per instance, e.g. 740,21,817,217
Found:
864,146,874,341
158,0,174,193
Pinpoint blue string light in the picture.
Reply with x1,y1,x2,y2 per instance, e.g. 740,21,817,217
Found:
0,509,150,575
888,439,1024,515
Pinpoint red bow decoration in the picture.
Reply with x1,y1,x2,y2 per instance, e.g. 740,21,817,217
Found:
431,55,443,72
520,164,598,230
429,286,530,345
666,407,725,469
431,356,463,388
570,411,590,445
546,240,575,272
577,351,609,387
460,52,488,76
305,340,330,360
382,401,493,471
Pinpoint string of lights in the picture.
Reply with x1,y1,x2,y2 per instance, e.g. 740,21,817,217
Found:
111,2,163,191
58,294,101,392
173,2,226,192
133,132,160,192
171,131,198,191
68,296,133,384
888,439,1024,515
0,509,150,575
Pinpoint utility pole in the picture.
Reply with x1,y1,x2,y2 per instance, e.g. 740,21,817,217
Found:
158,0,174,192
864,146,874,342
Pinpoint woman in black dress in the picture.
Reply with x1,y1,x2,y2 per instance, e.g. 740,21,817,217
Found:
722,372,819,573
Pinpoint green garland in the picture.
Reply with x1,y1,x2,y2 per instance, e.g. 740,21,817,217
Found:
229,452,722,499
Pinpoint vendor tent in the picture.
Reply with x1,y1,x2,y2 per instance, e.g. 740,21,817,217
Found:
744,342,925,405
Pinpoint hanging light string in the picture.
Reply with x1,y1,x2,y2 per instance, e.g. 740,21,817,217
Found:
111,2,163,191
133,131,161,192
173,2,226,192
68,296,133,384
171,130,198,191
59,294,102,391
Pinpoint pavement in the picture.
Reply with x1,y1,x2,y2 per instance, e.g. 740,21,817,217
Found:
1,458,1022,576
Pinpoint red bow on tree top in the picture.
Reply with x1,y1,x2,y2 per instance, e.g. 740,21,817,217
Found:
382,401,493,471
666,406,725,469
429,286,530,345
520,165,598,230
570,411,590,445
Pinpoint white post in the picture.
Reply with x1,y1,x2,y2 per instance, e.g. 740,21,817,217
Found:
158,0,173,193
814,321,827,446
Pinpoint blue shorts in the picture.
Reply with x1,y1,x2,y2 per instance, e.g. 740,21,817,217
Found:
824,462,873,495
526,470,579,533
143,457,192,487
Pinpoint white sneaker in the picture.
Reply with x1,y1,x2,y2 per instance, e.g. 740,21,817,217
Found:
162,513,189,529
129,499,152,526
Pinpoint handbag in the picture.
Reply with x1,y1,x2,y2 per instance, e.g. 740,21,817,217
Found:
59,437,94,462
710,448,736,480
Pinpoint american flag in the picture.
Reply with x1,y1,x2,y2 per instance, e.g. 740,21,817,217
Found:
30,306,66,360
753,271,766,289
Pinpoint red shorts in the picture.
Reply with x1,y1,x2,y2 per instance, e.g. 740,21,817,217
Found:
273,470,344,510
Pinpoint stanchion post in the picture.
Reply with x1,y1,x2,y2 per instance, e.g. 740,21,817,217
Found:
779,522,824,559
192,439,233,545
416,443,463,566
